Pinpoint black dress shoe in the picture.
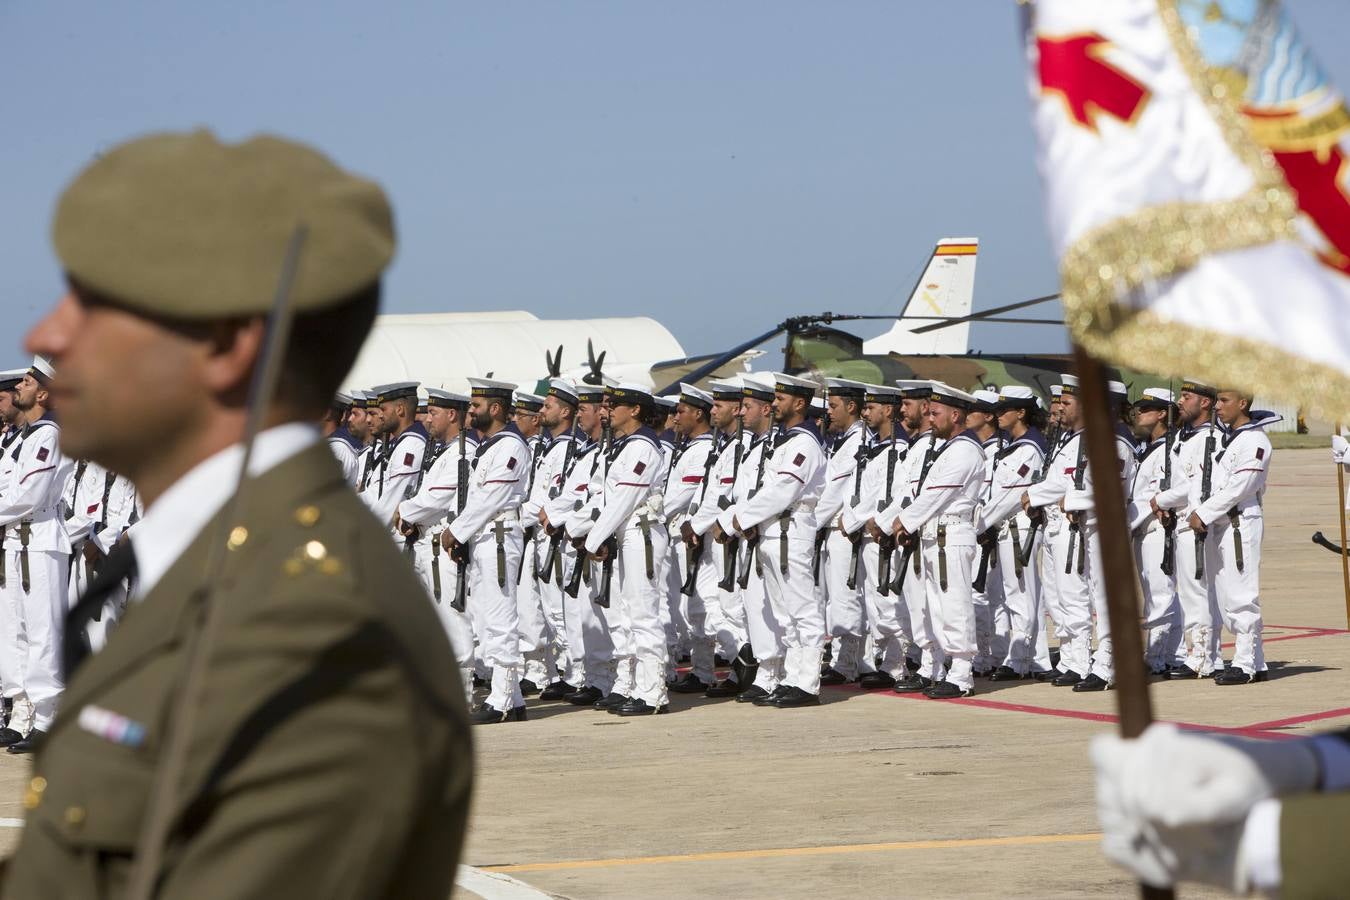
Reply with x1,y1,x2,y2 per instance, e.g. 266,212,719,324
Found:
858,671,896,690
0,727,22,747
704,678,741,698
472,674,486,689
765,686,820,707
892,674,932,694
1072,673,1111,692
470,705,526,725
538,680,576,701
596,693,630,711
1215,668,1268,686
563,685,603,706
714,654,731,667
752,685,791,706
819,668,850,686
1034,667,1061,682
1052,670,1083,687
1165,665,1200,680
924,681,972,699
519,679,541,697
988,666,1025,682
972,668,996,679
7,729,46,754
612,698,670,716
905,656,921,673
735,684,770,703
668,673,713,694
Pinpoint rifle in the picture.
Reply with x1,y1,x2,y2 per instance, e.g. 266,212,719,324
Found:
875,425,901,595
404,439,440,556
681,429,721,595
717,415,746,592
972,429,1003,592
1018,421,1058,566
564,423,612,598
540,433,577,584
1195,425,1215,579
449,427,471,612
736,424,775,590
516,436,546,585
596,535,618,608
1064,432,1088,576
1159,394,1177,576
891,433,939,594
843,428,870,591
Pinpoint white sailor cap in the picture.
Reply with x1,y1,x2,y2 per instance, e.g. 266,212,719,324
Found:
996,385,1038,409
1059,374,1079,396
1107,380,1128,399
514,391,545,412
1050,384,1063,399
810,396,827,413
741,372,776,401
467,377,517,401
970,389,1000,413
824,377,867,399
372,381,419,403
928,382,978,410
0,368,28,390
1180,378,1217,399
606,382,653,406
707,378,743,402
546,378,579,406
416,387,428,409
863,382,902,404
426,388,470,409
678,383,713,411
573,382,605,403
654,394,679,412
28,355,55,383
334,390,354,407
1134,387,1176,410
895,379,932,399
773,372,819,400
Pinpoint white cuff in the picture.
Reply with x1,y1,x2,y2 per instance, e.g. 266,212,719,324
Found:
1237,798,1282,894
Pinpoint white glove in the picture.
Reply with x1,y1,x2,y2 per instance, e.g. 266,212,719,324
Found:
1332,433,1349,464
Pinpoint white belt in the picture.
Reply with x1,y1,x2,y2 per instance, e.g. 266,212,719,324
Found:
491,512,520,525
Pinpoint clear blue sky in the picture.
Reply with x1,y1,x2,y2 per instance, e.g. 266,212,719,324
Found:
5,1,1349,364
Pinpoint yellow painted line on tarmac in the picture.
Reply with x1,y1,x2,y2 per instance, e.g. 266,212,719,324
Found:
482,832,1101,873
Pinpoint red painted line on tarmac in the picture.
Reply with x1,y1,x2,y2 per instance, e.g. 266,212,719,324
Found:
1241,706,1350,732
1265,624,1350,634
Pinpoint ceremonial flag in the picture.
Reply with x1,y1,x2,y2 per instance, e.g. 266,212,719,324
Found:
1025,0,1350,418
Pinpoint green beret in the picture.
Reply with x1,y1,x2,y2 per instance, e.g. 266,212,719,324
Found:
53,130,395,319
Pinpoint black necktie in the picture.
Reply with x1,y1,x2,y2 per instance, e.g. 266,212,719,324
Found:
64,542,138,679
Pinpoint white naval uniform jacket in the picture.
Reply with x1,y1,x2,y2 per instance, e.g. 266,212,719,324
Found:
976,430,1047,534
545,437,602,534
1193,414,1277,528
62,461,138,556
397,434,479,529
662,432,715,528
575,427,665,555
0,414,72,554
1128,435,1171,533
687,429,748,537
840,433,909,535
1153,421,1223,520
875,430,943,533
520,429,580,528
815,422,867,532
361,424,429,529
326,427,363,488
448,423,530,544
717,423,826,537
1056,426,1137,528
897,430,985,538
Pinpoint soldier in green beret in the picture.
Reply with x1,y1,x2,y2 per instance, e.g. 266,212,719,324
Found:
3,130,472,898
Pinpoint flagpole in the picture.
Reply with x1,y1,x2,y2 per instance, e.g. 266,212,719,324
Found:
1336,424,1350,628
1071,345,1173,900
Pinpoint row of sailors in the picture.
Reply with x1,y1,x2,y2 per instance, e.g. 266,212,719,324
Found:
330,368,1275,721
0,359,138,753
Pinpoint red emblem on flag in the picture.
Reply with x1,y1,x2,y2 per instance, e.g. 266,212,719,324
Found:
793,453,805,466
37,447,49,462
1038,34,1150,133
634,461,647,475
403,452,414,466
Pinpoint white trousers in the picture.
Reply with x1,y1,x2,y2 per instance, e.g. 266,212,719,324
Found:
860,539,912,678
467,526,524,710
3,550,66,731
972,539,1006,672
412,534,476,705
822,529,869,678
534,533,580,685
1135,525,1182,673
1212,515,1266,674
1174,525,1224,675
757,520,824,694
898,539,942,680
919,527,977,690
997,523,1050,674
563,549,616,693
1048,523,1092,678
611,524,670,706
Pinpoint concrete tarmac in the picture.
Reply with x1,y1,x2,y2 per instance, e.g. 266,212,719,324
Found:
0,448,1342,899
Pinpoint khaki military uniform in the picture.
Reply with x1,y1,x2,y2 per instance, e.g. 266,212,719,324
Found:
3,443,473,899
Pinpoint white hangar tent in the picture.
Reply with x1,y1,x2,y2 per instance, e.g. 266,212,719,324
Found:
342,311,686,394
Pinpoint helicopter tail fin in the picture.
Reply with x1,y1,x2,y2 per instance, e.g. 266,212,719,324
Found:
862,237,978,356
